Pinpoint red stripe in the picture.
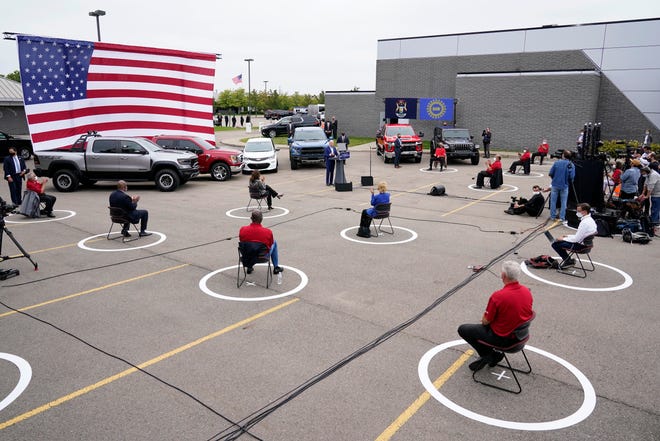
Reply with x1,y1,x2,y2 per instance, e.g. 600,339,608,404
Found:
91,57,215,77
87,89,213,106
31,120,213,143
27,105,211,125
87,73,213,91
94,41,216,62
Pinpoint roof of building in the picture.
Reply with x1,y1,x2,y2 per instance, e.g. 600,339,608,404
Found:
0,76,24,105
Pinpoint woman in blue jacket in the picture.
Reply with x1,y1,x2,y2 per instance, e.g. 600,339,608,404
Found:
357,181,390,238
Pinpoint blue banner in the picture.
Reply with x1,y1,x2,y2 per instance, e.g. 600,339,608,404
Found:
385,98,417,120
419,98,454,121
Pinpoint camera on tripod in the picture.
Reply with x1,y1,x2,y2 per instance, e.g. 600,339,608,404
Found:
0,199,17,218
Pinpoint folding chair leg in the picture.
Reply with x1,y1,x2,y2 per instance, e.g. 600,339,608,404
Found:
380,217,394,234
557,251,594,278
472,349,532,394
237,260,247,288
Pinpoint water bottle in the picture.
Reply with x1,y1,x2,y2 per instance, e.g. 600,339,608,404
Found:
277,272,282,285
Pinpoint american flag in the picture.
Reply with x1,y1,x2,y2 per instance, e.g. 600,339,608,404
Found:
17,35,217,151
232,74,242,85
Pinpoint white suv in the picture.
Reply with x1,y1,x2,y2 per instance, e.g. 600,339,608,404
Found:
242,137,278,173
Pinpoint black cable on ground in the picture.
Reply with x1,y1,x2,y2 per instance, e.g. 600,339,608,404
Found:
208,219,551,441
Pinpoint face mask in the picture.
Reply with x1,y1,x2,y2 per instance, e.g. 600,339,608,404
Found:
576,212,584,219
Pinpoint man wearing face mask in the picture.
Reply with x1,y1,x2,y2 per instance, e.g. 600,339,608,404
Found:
3,147,28,205
504,185,548,216
551,203,597,267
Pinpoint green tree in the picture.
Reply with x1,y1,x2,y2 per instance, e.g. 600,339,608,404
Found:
3,70,20,82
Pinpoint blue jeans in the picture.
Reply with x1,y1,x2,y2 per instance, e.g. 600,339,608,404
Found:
268,241,279,267
651,196,660,225
550,186,568,220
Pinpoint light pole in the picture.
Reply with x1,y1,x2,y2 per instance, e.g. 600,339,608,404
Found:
263,80,268,94
244,58,253,116
88,10,106,42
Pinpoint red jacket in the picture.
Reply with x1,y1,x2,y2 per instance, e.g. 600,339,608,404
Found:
26,179,44,194
520,151,531,162
239,223,274,249
537,143,549,154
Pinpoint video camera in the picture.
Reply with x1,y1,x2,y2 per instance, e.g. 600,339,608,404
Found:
0,198,16,219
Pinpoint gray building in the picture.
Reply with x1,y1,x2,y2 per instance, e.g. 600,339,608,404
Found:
0,76,28,135
328,17,660,151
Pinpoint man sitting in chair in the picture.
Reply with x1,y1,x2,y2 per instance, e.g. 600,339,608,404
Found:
551,203,597,268
26,172,56,217
475,155,502,188
239,210,283,275
109,180,151,237
507,148,531,174
458,261,535,372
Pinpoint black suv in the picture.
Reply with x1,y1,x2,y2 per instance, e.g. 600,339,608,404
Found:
431,127,480,165
261,115,320,138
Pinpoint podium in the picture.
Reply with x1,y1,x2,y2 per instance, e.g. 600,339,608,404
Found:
334,151,352,192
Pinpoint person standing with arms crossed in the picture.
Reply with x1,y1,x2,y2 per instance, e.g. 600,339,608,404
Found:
482,128,492,159
3,147,27,205
393,133,403,168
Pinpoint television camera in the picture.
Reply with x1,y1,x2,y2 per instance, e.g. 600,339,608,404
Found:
0,197,38,279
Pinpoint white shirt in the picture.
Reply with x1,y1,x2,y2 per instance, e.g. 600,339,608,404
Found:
565,214,597,244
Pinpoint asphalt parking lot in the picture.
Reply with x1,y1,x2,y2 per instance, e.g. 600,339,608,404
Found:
0,133,659,441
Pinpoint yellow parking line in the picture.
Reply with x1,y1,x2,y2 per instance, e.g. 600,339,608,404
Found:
441,190,504,217
375,350,473,441
0,264,190,319
0,297,300,431
6,238,106,258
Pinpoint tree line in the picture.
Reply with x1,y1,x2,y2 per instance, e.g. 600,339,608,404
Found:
215,88,324,113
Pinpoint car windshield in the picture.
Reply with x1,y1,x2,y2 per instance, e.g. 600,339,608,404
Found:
385,126,415,137
444,129,470,139
294,130,326,141
192,137,217,150
245,141,273,152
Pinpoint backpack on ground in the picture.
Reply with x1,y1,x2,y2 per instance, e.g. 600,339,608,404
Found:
524,255,559,269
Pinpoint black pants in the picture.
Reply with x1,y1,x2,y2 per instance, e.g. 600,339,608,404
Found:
360,209,373,228
7,175,23,205
531,152,546,164
483,143,490,158
264,185,279,208
458,323,519,358
39,193,56,214
123,209,149,233
551,240,588,261
394,149,401,167
475,171,491,187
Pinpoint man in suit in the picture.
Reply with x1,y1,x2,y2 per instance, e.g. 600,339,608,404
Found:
336,132,350,149
3,147,28,205
324,141,338,186
109,180,152,237
331,116,338,139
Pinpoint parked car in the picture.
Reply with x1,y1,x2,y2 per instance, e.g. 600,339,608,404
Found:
264,109,294,120
261,115,320,138
431,127,480,165
242,137,279,173
150,135,242,181
288,126,329,170
0,131,33,160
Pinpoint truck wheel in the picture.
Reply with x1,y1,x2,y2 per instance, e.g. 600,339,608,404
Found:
415,156,422,163
210,162,230,181
471,155,480,165
268,130,277,138
18,147,31,160
155,169,180,192
384,154,391,164
52,169,79,192
290,157,299,170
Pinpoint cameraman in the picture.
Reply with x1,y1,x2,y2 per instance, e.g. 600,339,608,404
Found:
504,185,547,216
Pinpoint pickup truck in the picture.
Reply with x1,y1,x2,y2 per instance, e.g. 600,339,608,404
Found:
33,132,199,192
288,126,329,169
0,131,33,160
430,127,480,165
376,123,424,163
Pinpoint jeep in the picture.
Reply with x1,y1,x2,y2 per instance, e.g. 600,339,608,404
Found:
431,127,480,165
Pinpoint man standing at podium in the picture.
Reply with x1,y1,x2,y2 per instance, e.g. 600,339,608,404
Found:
324,140,338,186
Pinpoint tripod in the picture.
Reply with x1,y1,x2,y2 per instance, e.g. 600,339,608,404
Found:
0,218,39,278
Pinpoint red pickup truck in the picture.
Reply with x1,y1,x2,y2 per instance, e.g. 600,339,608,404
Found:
376,124,424,163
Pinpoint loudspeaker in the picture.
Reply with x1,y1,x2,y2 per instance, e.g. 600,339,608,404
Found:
569,159,604,210
335,182,353,192
429,184,446,196
361,176,374,186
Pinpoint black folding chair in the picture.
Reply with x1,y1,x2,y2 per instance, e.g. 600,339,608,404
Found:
237,241,273,288
246,188,268,212
370,203,394,236
107,207,140,243
557,234,596,278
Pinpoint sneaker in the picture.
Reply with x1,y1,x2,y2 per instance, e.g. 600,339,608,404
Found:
276,194,284,199
475,185,483,189
273,266,284,274
46,212,56,218
268,206,273,210
138,231,152,237
559,258,575,268
468,358,488,372
504,209,514,215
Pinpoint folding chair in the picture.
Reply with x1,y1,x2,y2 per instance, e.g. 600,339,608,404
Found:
472,313,535,394
237,241,273,288
107,207,140,243
485,168,503,189
370,203,394,236
557,234,596,278
246,187,268,212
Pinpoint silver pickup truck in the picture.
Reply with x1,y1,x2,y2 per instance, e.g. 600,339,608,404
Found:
33,133,199,192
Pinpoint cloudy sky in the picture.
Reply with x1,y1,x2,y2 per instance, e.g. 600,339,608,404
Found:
1,0,659,95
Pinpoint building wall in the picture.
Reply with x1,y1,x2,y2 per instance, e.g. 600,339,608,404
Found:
325,92,380,139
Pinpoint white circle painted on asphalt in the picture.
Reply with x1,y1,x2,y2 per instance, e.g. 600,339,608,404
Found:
520,259,633,291
226,206,290,219
0,352,32,412
5,210,76,224
340,226,418,245
468,184,518,193
418,340,596,431
199,264,308,302
419,167,458,174
77,231,166,252
503,171,544,178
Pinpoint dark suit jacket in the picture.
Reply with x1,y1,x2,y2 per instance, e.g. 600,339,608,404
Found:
336,135,350,147
3,155,27,179
109,190,138,222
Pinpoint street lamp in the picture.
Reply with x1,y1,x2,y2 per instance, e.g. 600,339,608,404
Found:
263,80,268,94
244,58,253,116
88,9,106,42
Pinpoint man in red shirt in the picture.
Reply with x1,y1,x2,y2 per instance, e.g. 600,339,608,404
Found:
475,155,502,188
508,148,532,174
26,172,56,217
458,261,534,371
239,210,283,274
531,139,550,165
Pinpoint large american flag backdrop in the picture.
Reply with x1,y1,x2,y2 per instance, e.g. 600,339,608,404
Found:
17,35,217,151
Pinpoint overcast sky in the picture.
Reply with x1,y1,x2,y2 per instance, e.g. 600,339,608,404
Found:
1,0,659,95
